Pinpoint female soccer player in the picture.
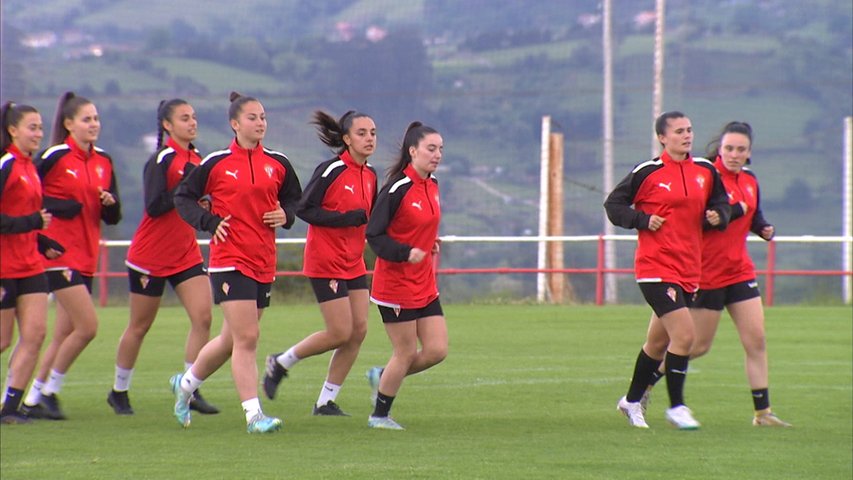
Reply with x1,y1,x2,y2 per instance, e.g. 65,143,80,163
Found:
170,92,301,433
363,122,447,430
263,110,377,416
22,92,122,420
108,99,217,416
690,121,790,426
0,102,62,424
604,111,730,430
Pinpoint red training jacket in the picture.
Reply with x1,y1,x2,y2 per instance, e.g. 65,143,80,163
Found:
699,157,772,290
174,138,302,284
126,137,204,277
37,136,122,277
604,151,731,292
367,164,441,309
298,150,377,279
0,144,45,278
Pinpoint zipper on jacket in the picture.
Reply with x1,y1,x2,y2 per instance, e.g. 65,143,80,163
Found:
678,162,688,196
424,182,435,214
248,150,255,184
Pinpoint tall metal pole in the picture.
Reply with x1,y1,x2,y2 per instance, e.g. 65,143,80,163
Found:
651,0,666,158
843,116,852,304
537,116,551,303
602,0,617,303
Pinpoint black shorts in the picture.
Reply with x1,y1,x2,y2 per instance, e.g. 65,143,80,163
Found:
692,279,761,311
309,275,368,303
0,274,49,309
376,297,443,324
638,282,695,317
210,270,271,308
45,269,93,293
127,263,207,297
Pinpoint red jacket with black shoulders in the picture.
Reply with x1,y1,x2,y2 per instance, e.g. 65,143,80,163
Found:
1,144,46,278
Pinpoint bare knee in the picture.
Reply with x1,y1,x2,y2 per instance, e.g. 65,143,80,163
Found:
0,336,11,353
690,340,712,359
189,310,213,332
423,344,448,367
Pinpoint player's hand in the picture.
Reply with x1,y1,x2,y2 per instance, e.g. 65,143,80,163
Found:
44,247,63,259
760,225,775,240
647,215,666,231
40,209,52,229
705,209,721,227
263,201,286,228
213,215,232,244
408,247,427,264
432,238,441,254
98,187,116,206
739,201,748,215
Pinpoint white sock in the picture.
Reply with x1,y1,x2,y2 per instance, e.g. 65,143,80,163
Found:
114,366,133,392
184,361,193,372
316,381,341,407
276,347,300,369
24,379,43,406
242,397,262,423
180,369,203,394
41,370,65,396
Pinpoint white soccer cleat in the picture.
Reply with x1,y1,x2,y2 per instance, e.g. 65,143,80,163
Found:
617,396,649,428
665,405,701,430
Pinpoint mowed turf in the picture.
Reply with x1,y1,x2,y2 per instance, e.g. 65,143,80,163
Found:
1,304,850,479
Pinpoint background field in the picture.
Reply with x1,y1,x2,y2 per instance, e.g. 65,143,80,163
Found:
1,304,850,479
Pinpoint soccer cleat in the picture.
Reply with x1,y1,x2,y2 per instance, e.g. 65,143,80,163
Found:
753,411,792,427
665,405,701,430
0,411,33,424
365,366,382,407
107,390,134,415
38,394,67,420
617,396,649,428
246,413,283,433
262,354,289,400
169,374,192,428
20,403,49,419
313,400,350,416
367,415,404,430
189,390,220,415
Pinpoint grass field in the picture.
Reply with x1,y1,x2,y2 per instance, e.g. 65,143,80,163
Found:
1,304,850,479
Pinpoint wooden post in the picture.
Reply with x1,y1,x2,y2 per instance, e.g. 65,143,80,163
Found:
546,132,576,303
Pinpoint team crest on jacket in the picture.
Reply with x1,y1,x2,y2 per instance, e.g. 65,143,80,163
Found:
96,165,104,180
264,164,274,178
695,175,705,189
666,287,677,302
222,282,230,295
328,279,339,293
139,275,150,289
62,269,73,282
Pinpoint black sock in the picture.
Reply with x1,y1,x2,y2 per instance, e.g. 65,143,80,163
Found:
1,387,25,414
649,368,664,386
372,391,395,418
626,349,662,403
665,351,689,408
751,388,770,412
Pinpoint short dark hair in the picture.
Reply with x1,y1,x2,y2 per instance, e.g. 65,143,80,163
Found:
311,110,372,155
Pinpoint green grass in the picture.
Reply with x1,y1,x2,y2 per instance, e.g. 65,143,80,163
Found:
1,304,850,479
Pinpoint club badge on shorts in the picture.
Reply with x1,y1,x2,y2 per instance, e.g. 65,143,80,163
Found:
666,286,677,303
222,282,230,295
140,275,150,289
62,269,73,283
329,279,339,294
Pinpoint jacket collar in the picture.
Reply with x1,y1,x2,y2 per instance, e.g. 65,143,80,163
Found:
660,149,691,165
404,163,430,184
6,143,32,162
66,135,94,157
229,138,264,156
166,137,197,156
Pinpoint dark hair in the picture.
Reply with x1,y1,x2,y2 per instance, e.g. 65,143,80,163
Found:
386,121,439,181
228,91,259,122
1,101,39,152
156,98,190,150
51,91,94,145
310,110,372,155
654,111,687,137
705,121,753,161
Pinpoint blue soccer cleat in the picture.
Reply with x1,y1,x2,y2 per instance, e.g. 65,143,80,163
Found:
367,415,404,430
169,374,192,428
365,366,382,407
247,413,283,433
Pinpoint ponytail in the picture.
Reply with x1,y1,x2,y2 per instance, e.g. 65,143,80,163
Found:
51,91,93,145
1,101,39,152
386,121,438,182
156,98,189,150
